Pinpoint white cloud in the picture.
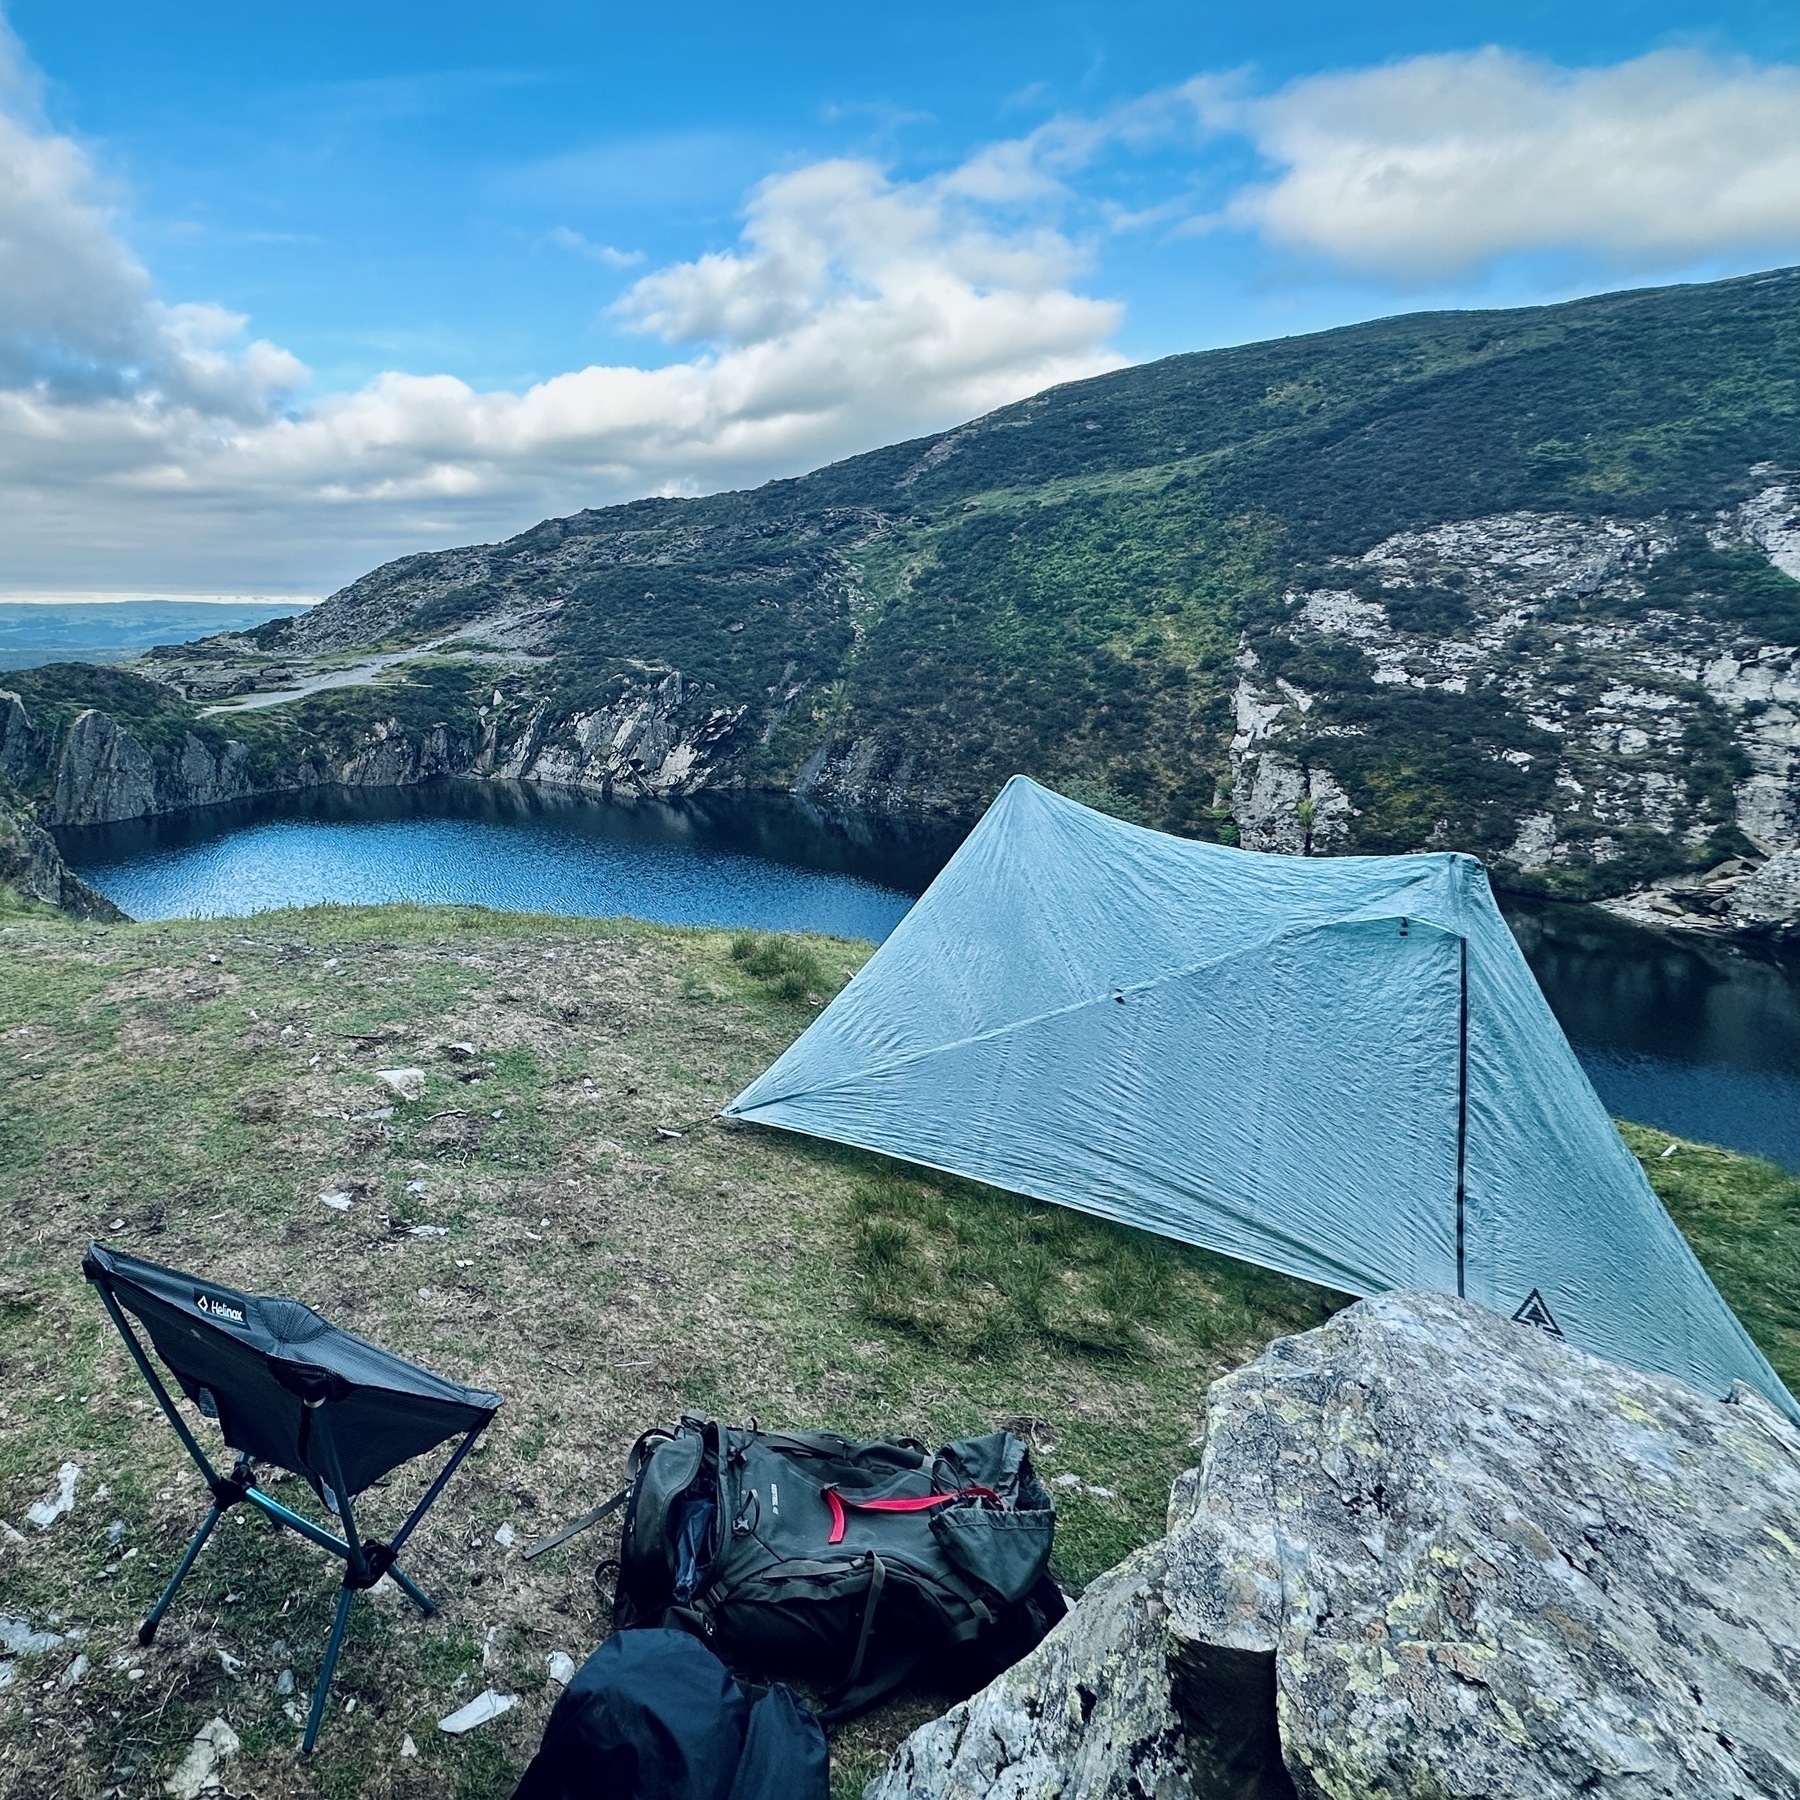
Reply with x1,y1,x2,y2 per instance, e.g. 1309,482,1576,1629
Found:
0,29,1120,591
0,21,302,416
544,226,643,268
1201,49,1800,278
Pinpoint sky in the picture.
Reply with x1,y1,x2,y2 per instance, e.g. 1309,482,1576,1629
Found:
1,1,1796,599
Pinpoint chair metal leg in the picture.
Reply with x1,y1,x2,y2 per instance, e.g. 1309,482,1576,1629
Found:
386,1562,437,1616
139,1504,223,1646
302,1585,357,1755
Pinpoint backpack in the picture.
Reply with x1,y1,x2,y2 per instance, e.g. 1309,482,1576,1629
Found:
511,1627,827,1800
609,1416,1065,1716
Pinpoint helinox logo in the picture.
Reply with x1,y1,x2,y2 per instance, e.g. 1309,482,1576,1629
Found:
194,1291,247,1327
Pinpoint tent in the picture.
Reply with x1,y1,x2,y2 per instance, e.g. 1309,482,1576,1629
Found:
726,777,1795,1421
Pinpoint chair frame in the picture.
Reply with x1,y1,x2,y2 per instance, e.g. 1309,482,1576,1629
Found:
93,1278,487,1754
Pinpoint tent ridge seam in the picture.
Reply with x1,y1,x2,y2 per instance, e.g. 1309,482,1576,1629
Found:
732,912,1463,1110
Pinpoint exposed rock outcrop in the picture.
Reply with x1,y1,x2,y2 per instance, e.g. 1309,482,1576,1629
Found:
1230,487,1800,933
49,710,255,826
509,672,747,800
869,1291,1800,1800
0,690,42,784
0,784,126,920
1601,846,1800,939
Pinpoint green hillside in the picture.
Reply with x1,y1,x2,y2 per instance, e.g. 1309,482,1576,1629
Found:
278,269,1796,838
6,270,1795,899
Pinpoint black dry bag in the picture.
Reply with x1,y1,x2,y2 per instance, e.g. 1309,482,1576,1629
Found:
511,1627,827,1800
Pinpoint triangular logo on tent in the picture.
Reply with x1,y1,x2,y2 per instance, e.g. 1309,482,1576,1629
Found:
1512,1288,1564,1338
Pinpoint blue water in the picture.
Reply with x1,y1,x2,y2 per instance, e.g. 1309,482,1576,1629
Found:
58,782,934,946
57,780,1799,1170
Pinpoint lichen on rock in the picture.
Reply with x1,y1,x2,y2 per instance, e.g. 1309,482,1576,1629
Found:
869,1291,1800,1800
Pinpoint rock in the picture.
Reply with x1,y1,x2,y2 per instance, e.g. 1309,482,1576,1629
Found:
438,1689,518,1733
52,709,159,825
870,1541,1189,1800
26,1461,80,1529
869,1292,1800,1800
1225,499,1800,933
375,1067,428,1102
0,1616,66,1656
1723,847,1800,935
163,1716,240,1799
0,690,42,783
1602,846,1800,942
0,783,126,919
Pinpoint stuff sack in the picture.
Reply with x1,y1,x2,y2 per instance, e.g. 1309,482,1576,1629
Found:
611,1417,1064,1716
511,1627,827,1800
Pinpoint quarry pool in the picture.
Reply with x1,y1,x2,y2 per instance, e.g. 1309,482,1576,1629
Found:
58,779,1800,1171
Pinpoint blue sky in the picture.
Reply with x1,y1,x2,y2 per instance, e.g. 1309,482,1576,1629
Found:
1,1,1795,595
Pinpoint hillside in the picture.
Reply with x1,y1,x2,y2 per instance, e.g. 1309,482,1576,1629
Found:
2,269,1797,920
1,900,1795,1798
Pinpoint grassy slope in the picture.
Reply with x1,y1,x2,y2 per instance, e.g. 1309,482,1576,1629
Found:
1,901,1794,1797
454,275,1800,856
9,272,1794,889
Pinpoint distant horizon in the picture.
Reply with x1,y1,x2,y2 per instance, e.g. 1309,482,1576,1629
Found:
0,594,319,607
2,0,1794,593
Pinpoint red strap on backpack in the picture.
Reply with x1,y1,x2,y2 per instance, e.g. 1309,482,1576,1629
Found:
824,1484,1000,1545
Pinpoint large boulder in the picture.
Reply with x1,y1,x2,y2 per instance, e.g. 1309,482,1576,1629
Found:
868,1291,1800,1800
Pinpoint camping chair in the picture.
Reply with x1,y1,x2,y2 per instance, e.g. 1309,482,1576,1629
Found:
84,1242,503,1752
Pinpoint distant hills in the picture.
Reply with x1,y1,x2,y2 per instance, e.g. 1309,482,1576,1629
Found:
4,268,1797,918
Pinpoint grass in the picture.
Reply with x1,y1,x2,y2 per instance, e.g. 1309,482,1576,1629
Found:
0,900,1793,1798
1617,1121,1800,1393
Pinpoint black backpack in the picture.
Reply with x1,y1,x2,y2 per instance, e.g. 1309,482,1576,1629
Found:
511,1627,827,1800
610,1417,1064,1716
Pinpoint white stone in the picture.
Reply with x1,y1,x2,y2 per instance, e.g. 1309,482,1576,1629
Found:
163,1716,240,1799
439,1689,518,1734
26,1462,79,1529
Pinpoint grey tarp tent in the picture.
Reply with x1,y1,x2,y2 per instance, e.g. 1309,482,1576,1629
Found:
726,777,1795,1421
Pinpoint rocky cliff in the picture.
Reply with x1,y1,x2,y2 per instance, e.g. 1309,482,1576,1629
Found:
1229,483,1800,932
870,1291,1800,1800
0,773,125,919
4,271,1793,931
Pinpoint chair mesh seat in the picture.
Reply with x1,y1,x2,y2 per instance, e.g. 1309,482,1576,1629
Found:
85,1243,500,1496
84,1240,503,1753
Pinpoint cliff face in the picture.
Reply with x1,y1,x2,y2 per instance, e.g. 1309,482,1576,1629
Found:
0,771,126,919
1228,483,1800,930
48,708,255,826
1,667,744,839
5,271,1794,933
